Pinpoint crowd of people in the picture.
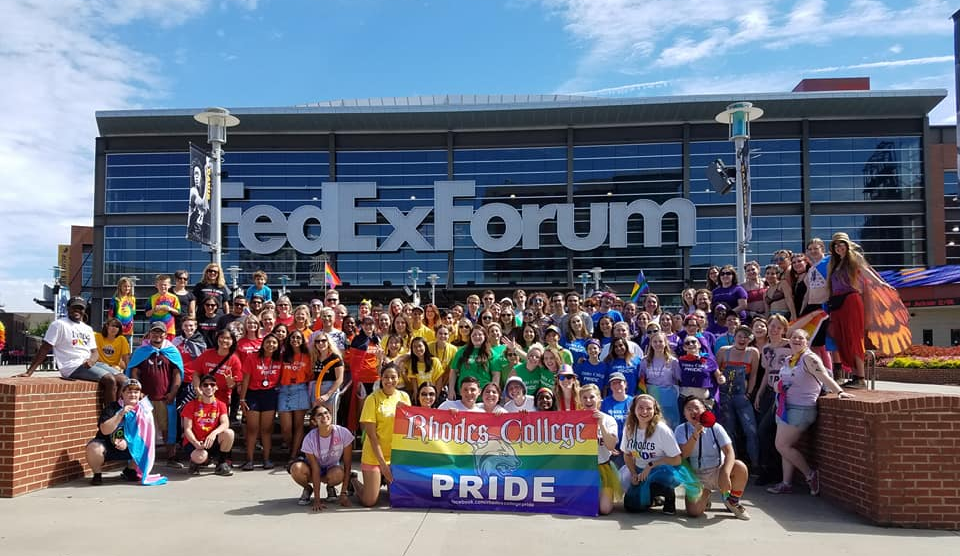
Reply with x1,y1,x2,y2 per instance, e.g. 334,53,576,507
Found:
19,232,875,516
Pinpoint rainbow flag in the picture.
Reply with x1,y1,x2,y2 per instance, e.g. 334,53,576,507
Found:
628,270,650,303
324,262,342,289
389,406,599,516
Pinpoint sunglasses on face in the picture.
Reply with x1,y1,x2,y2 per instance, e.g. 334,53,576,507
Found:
205,303,218,308
684,341,700,346
207,270,219,274
720,272,734,276
559,375,575,381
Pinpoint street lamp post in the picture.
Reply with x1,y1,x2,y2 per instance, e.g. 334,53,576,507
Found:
279,275,290,297
408,267,421,305
426,273,440,305
716,102,763,272
227,265,242,298
578,272,591,298
590,267,604,293
194,107,240,269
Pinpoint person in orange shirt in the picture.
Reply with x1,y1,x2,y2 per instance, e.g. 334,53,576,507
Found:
278,329,313,461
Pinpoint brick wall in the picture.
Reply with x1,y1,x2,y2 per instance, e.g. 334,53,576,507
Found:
813,390,960,529
878,367,960,386
0,378,103,497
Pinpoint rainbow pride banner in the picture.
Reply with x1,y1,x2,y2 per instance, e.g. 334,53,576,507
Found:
389,406,600,516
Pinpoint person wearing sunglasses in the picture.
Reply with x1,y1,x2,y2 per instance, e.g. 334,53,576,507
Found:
712,265,748,322
193,263,231,313
181,374,235,477
197,295,224,348
171,270,195,330
554,365,581,411
290,404,354,509
677,336,724,410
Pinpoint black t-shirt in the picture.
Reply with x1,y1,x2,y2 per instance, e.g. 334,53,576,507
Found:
193,283,230,308
95,402,126,444
217,313,243,333
173,290,195,325
198,313,222,347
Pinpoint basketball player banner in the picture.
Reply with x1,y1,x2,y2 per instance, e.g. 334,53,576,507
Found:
389,406,599,516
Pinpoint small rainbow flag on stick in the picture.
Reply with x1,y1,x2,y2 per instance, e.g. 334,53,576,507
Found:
629,270,650,303
325,261,342,289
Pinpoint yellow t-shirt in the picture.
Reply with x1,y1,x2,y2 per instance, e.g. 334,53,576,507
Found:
95,333,130,368
409,324,436,343
428,341,459,371
359,388,410,466
405,357,445,390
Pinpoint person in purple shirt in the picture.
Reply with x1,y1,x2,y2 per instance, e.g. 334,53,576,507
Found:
711,265,748,321
677,336,725,409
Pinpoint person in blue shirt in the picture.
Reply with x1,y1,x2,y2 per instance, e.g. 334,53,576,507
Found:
604,337,640,396
600,371,633,468
574,339,609,389
245,270,272,303
592,292,624,325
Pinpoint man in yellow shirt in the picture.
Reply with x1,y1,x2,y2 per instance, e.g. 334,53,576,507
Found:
407,306,435,343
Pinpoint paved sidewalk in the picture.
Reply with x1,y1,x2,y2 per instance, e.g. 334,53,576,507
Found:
0,462,957,556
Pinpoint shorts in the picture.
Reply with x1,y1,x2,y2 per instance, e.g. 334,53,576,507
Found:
361,462,383,472
776,404,818,431
245,388,278,412
88,438,131,462
288,455,333,476
693,465,722,492
69,363,117,382
184,442,224,462
277,383,311,412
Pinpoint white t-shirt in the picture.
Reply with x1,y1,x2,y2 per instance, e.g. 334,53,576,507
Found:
674,422,732,471
438,400,485,413
502,396,535,412
619,421,681,464
597,412,618,463
299,425,354,468
44,318,95,378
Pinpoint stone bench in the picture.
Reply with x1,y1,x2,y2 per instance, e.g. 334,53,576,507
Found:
0,377,105,497
812,390,960,529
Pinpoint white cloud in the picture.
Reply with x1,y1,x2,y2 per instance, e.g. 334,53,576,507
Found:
889,44,903,54
569,80,670,97
540,0,953,76
0,0,257,312
810,55,954,73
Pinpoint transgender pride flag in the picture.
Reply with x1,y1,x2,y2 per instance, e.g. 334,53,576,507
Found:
122,400,168,486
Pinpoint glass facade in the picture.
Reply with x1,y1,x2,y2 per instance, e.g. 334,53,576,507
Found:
97,130,935,306
453,147,567,285
945,171,960,265
808,137,923,202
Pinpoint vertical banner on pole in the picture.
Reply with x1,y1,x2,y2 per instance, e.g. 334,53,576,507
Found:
186,144,212,245
739,138,752,244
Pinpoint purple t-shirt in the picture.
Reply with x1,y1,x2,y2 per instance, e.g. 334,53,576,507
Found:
300,425,354,467
712,285,748,319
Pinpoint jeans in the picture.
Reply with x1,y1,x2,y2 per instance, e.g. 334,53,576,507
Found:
757,390,781,481
718,393,759,467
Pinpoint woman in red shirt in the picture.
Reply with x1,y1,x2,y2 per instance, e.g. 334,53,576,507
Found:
236,315,263,359
189,329,243,408
278,330,313,461
239,333,282,471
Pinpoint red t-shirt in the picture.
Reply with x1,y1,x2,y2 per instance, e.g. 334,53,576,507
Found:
180,398,228,444
243,354,281,390
279,352,312,386
236,337,262,358
189,349,244,405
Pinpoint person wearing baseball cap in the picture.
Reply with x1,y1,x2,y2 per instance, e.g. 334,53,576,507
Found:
601,371,633,467
20,296,126,411
85,377,143,485
502,375,534,412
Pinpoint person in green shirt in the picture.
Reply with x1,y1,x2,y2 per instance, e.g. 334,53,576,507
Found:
448,325,507,397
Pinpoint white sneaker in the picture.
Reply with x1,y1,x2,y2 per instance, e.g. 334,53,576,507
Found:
297,486,312,506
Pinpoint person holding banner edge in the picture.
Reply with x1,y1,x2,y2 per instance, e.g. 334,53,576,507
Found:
579,384,620,515
358,363,410,507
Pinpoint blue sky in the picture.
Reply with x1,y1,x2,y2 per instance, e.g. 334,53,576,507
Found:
0,0,957,311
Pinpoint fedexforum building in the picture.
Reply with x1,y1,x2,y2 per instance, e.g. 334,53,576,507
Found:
92,78,958,320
